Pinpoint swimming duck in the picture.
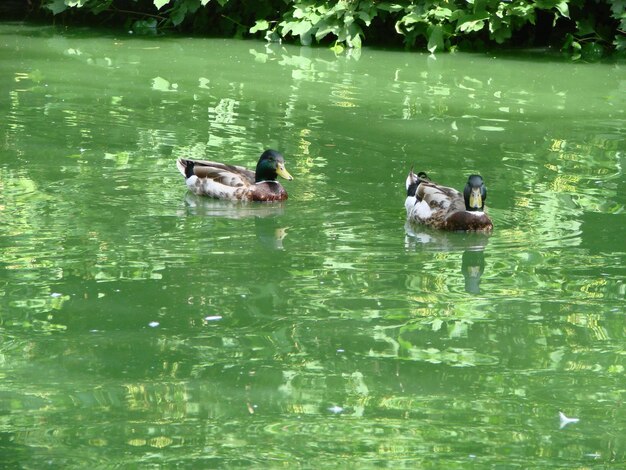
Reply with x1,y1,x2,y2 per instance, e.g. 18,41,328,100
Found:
405,169,493,231
176,149,293,201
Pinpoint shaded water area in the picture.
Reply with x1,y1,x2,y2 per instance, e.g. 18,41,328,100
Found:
1,22,625,467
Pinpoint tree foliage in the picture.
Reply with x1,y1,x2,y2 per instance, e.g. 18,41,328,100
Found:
40,0,626,57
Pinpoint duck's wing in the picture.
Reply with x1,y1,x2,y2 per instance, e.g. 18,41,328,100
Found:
417,181,464,212
176,159,255,186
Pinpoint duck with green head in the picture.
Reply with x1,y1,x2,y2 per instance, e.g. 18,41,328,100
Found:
405,169,493,231
176,149,293,201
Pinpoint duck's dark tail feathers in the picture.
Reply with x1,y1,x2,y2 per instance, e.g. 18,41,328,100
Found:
406,167,431,197
176,159,195,179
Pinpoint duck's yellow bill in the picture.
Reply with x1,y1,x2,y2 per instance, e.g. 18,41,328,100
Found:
469,188,482,209
277,163,293,181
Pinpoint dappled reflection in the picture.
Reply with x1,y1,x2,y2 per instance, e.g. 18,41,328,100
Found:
405,222,490,294
182,193,284,219
248,43,362,110
151,76,178,92
182,193,288,250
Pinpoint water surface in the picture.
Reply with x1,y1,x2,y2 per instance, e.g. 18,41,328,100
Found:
1,23,625,467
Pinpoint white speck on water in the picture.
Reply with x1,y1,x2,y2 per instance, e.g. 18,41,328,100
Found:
204,315,222,322
51,292,62,298
559,411,580,429
328,405,343,414
337,349,345,353
148,321,160,328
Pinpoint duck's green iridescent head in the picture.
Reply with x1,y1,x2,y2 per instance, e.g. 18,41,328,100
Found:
255,149,293,183
463,175,487,211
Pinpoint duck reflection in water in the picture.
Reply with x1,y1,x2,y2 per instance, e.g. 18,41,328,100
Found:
182,193,288,250
461,249,485,294
405,222,489,294
254,216,288,251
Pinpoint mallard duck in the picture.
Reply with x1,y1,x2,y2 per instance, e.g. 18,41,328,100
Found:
176,149,293,201
405,169,493,231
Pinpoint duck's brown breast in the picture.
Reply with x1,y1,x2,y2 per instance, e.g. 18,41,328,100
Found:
250,182,288,202
444,211,493,232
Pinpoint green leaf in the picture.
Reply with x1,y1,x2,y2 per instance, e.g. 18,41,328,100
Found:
278,20,294,34
154,0,171,10
432,7,452,20
330,42,344,54
610,0,626,17
449,9,465,22
349,33,362,48
291,20,313,36
455,11,489,32
201,0,210,5
491,24,512,43
377,3,404,12
356,10,373,25
575,18,596,36
315,20,337,41
581,42,604,61
427,24,444,53
458,19,485,33
250,19,269,34
401,11,422,26
170,7,186,26
555,1,569,18
45,0,68,14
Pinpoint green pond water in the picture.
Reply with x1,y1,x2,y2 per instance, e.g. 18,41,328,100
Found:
1,23,625,467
